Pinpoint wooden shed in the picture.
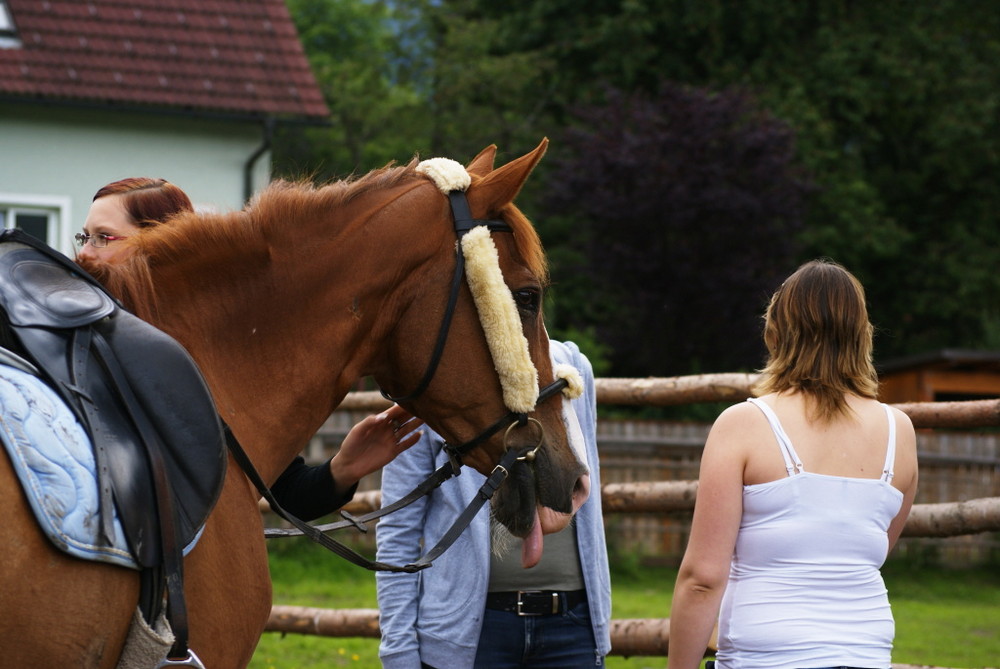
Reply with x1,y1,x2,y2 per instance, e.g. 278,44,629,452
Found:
877,349,1000,403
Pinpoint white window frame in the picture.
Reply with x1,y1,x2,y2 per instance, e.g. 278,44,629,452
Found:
0,193,73,254
0,0,21,49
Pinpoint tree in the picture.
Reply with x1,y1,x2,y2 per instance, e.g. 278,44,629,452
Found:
542,84,812,377
275,0,433,179
281,0,1000,370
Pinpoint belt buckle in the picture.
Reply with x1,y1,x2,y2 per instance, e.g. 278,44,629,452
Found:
516,590,558,616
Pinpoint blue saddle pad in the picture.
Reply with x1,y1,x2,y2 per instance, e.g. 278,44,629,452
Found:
1,361,200,568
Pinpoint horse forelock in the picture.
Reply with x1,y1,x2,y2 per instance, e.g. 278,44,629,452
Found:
498,203,549,287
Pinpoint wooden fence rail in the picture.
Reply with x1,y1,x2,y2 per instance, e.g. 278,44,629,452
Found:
262,607,984,667
265,493,1000,655
313,489,1000,538
334,383,1000,427
265,382,1000,659
264,606,989,668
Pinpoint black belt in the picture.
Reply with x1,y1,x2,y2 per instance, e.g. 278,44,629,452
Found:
484,589,587,616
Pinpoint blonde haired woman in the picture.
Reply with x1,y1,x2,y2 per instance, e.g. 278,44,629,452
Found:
669,259,918,669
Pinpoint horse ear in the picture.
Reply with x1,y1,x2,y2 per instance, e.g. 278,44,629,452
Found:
468,138,548,212
467,145,497,177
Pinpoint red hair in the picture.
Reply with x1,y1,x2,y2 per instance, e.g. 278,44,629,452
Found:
93,177,193,228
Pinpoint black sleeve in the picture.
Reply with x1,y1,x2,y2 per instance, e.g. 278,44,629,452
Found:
269,455,359,522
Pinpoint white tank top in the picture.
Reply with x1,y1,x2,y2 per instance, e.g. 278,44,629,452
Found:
715,398,904,669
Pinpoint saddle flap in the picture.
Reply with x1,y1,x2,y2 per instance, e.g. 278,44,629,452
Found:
94,312,228,555
0,246,115,328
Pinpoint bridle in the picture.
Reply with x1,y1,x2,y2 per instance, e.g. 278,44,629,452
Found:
240,187,569,572
380,189,566,466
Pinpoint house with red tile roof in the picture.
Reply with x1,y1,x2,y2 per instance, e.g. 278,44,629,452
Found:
0,0,328,253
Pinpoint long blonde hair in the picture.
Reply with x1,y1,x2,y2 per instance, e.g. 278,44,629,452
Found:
753,259,878,421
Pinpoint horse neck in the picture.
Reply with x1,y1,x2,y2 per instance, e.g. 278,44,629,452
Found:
127,184,447,483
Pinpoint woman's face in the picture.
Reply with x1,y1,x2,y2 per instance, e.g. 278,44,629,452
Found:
77,194,139,263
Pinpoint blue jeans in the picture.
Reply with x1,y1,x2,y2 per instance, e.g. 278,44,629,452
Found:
473,600,604,668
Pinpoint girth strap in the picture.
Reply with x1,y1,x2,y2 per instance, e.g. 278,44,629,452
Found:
70,326,117,546
89,331,190,660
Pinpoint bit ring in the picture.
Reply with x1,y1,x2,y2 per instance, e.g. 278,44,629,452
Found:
503,417,544,462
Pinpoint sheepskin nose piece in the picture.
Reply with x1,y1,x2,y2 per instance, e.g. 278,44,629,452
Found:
461,225,538,413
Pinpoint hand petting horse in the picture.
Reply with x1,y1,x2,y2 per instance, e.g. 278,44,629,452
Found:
0,140,589,668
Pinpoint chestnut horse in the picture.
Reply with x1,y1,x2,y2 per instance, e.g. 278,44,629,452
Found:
0,140,588,667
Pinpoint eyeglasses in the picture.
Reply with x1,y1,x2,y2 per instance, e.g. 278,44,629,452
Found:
74,233,129,248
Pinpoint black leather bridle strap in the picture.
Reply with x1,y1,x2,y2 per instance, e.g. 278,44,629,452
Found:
380,191,511,405
234,434,519,573
404,446,521,571
258,377,568,552
445,376,569,460
264,458,459,538
227,432,412,572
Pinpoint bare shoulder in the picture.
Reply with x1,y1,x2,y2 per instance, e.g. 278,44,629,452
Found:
887,405,917,450
887,404,918,487
705,400,770,451
713,399,764,428
888,404,915,431
713,397,778,432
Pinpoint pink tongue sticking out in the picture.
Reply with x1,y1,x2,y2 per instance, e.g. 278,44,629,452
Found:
521,510,543,568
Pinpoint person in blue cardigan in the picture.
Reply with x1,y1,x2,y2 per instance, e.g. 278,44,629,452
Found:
376,339,612,669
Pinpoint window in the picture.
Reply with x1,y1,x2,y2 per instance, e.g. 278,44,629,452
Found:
0,1,13,32
0,1,20,48
0,193,70,252
0,206,57,244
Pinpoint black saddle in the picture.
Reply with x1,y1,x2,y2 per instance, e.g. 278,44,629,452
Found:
0,229,225,655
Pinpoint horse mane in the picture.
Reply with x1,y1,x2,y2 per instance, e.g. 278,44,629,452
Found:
495,200,549,286
81,156,548,318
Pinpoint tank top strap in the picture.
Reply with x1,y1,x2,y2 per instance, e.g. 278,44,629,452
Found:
880,403,897,483
746,398,804,476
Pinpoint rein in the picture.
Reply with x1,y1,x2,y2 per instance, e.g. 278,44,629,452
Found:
242,187,566,571
254,376,568,573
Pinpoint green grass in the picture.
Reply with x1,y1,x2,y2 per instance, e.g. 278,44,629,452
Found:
251,538,1000,669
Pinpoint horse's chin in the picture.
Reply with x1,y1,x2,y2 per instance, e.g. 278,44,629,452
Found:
494,469,591,568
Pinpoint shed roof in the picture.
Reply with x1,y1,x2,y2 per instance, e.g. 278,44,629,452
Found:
878,349,1000,375
0,0,329,119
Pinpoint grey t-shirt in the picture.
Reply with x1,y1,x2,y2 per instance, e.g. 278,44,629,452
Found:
488,521,586,592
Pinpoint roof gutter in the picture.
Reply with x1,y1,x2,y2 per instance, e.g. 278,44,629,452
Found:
244,116,276,203
0,94,328,126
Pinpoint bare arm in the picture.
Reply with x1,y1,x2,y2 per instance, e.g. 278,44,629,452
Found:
887,407,918,553
667,404,749,669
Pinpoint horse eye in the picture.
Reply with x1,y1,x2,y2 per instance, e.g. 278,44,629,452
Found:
513,289,540,315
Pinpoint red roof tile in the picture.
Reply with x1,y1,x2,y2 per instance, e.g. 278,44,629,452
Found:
0,0,329,119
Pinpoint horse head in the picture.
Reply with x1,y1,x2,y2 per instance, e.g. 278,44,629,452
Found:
371,139,590,565
77,139,587,572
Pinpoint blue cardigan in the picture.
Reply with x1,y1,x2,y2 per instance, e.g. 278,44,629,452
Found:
376,340,612,669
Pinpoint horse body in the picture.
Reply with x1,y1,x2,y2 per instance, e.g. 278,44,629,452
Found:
0,140,586,667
